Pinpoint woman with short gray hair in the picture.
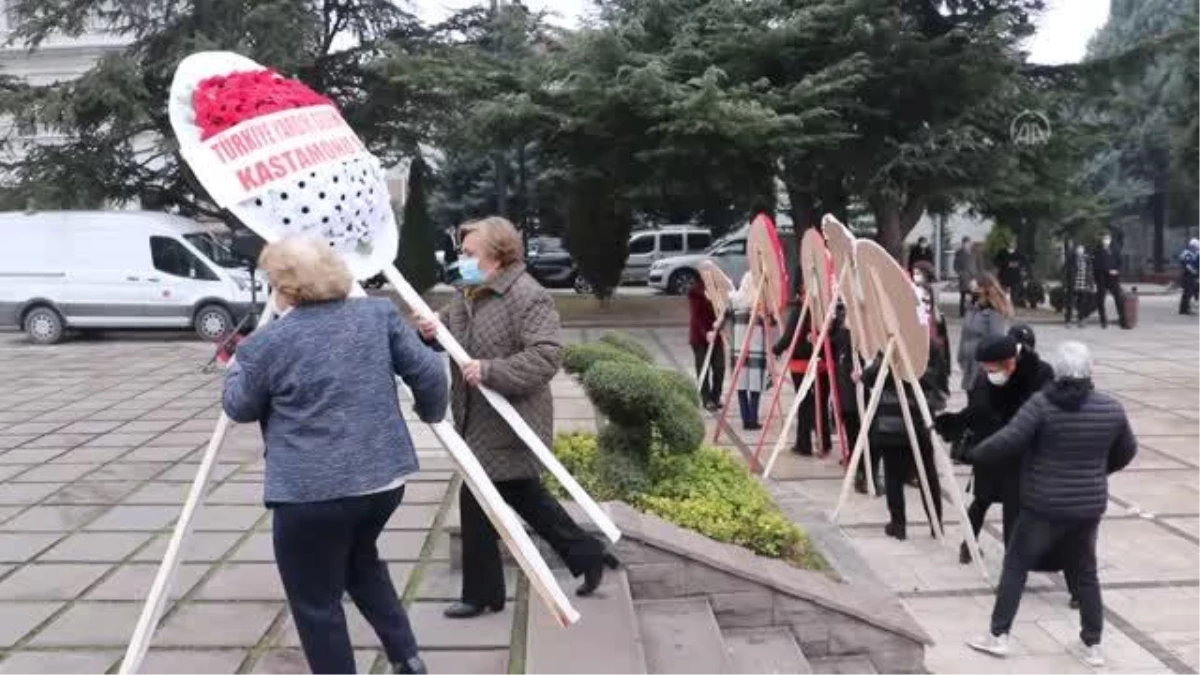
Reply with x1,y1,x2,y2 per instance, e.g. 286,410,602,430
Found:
965,341,1137,668
224,236,447,675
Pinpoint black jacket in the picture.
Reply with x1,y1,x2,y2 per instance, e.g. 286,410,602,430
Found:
863,334,950,447
1092,246,1121,282
969,379,1137,520
771,301,816,363
938,348,1054,446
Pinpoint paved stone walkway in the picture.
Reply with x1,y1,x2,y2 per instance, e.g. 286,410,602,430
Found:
0,296,1194,674
636,298,1198,675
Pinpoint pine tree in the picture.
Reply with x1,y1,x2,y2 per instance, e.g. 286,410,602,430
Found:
397,156,439,293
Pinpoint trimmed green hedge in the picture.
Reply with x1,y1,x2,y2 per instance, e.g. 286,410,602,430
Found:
548,432,828,571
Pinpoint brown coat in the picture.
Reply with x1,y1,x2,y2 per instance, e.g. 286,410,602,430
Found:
439,263,562,481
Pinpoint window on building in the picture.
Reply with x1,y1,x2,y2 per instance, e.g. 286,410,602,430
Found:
150,236,219,281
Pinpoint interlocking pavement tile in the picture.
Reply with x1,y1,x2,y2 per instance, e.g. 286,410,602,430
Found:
44,481,140,505
207,481,263,505
385,503,439,530
79,432,157,448
58,420,123,435
38,532,153,562
140,649,249,674
413,564,515,601
192,505,265,532
135,531,242,563
377,532,430,562
123,482,193,505
0,482,61,505
227,532,275,562
85,505,178,532
85,562,208,601
0,448,69,466
86,461,171,482
402,482,448,504
10,462,99,483
45,445,131,464
408,601,514,649
0,602,61,647
158,463,239,483
0,533,61,563
155,601,281,647
250,648,375,674
422,649,510,674
123,444,200,463
0,505,107,532
193,563,285,601
28,602,145,647
0,563,112,600
0,649,122,674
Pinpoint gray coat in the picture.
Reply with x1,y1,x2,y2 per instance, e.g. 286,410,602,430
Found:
971,380,1137,520
223,298,448,504
957,305,1008,391
438,263,563,481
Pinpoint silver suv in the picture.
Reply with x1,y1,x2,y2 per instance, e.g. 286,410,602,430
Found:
622,226,712,284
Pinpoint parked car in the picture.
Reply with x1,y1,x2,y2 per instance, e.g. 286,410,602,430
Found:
622,226,712,284
0,210,263,344
648,224,796,295
526,236,577,288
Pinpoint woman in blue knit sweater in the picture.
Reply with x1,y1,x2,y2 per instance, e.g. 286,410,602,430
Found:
224,236,448,675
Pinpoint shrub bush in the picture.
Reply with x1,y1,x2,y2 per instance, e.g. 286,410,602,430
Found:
598,332,655,363
581,361,665,427
563,342,647,376
549,433,827,570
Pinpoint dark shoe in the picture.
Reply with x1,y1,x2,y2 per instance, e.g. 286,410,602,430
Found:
959,541,972,565
393,656,428,674
577,553,620,597
884,521,906,541
703,400,721,412
854,474,868,495
793,444,813,457
443,600,504,619
743,421,761,431
1069,596,1080,610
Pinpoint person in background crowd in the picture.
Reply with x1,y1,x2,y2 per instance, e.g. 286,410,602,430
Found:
907,236,935,274
966,341,1137,668
1092,231,1128,329
223,236,447,675
415,217,615,620
859,290,950,541
725,272,769,430
1063,243,1094,328
954,236,980,317
772,274,830,456
688,263,725,411
936,334,1053,563
993,240,1025,299
1179,238,1198,316
958,272,1013,392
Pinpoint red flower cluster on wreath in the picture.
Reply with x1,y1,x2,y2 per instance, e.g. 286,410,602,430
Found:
193,69,333,140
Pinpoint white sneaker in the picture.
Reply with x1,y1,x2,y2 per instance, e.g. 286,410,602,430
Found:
1080,643,1105,667
967,632,1011,657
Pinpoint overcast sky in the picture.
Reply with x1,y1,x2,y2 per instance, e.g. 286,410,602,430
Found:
411,0,1111,65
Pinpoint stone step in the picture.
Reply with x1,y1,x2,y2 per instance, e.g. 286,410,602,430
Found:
721,627,812,674
526,568,647,674
635,598,733,674
806,654,878,674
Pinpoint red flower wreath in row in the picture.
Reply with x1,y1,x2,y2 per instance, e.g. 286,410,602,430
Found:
193,69,333,140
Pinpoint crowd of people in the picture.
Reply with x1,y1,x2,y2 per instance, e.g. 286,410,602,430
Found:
686,221,1139,668
218,212,1143,673
222,218,613,675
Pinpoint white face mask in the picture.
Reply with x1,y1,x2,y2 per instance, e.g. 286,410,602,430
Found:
986,371,1011,386
270,295,292,319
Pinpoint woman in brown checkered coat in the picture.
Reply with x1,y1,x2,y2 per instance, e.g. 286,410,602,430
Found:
415,216,614,620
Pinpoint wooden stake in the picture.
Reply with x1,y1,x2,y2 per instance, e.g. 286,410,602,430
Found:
751,295,810,465
832,338,897,521
890,368,945,540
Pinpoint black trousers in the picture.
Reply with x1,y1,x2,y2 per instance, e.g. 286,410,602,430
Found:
959,291,971,318
991,511,1103,646
1095,277,1126,327
789,372,830,454
692,339,725,405
1064,289,1090,324
1181,274,1198,314
273,486,418,674
460,479,605,607
966,474,1019,545
881,429,942,528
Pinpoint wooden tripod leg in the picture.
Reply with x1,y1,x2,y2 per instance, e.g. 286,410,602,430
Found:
752,299,809,464
892,329,991,585
891,369,944,540
822,334,850,465
832,338,896,521
696,335,717,394
760,302,836,474
713,281,764,443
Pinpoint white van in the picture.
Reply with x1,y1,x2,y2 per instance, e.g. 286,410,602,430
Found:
0,211,264,344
